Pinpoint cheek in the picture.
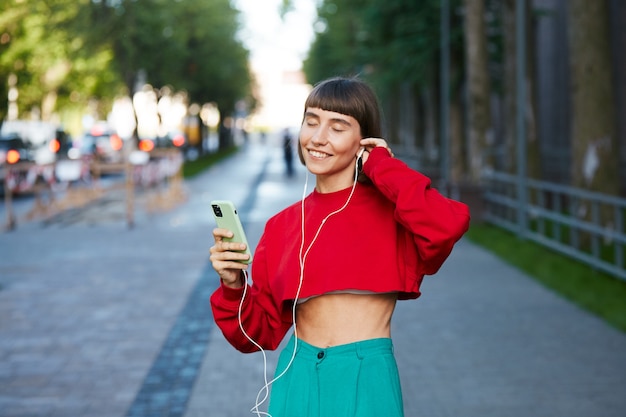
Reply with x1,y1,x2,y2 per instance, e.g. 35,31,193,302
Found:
297,135,307,164
298,133,307,149
297,143,305,164
298,127,307,144
333,136,360,157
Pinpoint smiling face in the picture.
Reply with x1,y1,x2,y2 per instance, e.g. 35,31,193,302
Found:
300,107,362,192
296,77,383,192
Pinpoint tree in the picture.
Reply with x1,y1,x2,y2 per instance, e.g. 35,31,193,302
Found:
303,0,369,84
463,0,492,183
304,0,445,172
0,0,253,139
0,0,99,121
85,0,252,145
448,0,467,184
501,0,540,178
567,0,619,196
174,0,251,111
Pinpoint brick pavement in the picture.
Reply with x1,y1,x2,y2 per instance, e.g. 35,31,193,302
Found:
1,135,625,417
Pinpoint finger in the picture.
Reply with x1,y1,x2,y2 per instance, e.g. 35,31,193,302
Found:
360,138,393,157
213,259,248,271
212,262,249,285
213,227,234,240
214,251,250,264
218,241,247,252
210,245,250,262
360,138,387,149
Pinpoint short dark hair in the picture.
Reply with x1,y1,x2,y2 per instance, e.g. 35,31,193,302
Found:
302,76,382,139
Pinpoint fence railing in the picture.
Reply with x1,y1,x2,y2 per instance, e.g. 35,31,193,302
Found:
482,171,626,281
2,149,185,231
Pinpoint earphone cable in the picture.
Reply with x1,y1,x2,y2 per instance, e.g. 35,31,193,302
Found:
240,153,362,416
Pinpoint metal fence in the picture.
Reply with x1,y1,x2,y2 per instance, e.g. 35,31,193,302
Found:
482,171,626,281
2,149,185,231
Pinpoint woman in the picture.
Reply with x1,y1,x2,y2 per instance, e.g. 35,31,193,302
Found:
210,76,470,416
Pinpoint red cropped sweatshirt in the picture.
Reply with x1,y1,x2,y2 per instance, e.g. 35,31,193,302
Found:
210,147,471,353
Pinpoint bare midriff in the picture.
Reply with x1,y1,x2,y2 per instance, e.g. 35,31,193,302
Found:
295,292,398,348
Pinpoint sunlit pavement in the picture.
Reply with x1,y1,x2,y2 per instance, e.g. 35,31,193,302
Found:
1,133,625,417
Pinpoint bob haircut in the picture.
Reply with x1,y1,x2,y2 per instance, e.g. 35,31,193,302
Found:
298,77,383,166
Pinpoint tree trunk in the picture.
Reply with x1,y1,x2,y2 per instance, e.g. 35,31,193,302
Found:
450,90,465,183
502,0,516,174
449,15,466,184
463,0,492,183
568,0,618,195
423,83,438,170
502,0,541,178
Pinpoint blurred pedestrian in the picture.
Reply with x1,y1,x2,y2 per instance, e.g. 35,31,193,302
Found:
282,127,294,177
209,76,470,417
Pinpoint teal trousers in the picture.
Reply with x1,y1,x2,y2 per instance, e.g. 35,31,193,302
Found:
268,335,404,417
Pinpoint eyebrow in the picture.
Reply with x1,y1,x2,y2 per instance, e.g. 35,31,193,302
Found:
304,111,353,127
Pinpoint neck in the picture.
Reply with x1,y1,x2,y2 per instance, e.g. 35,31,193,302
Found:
315,171,357,193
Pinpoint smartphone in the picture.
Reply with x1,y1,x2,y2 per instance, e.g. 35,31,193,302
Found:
210,200,252,264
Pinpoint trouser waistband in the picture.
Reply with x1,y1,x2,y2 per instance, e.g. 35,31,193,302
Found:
286,335,394,363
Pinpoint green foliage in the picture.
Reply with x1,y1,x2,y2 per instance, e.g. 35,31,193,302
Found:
0,0,123,120
303,0,443,93
362,0,441,87
304,0,372,84
466,223,626,333
0,0,253,123
86,0,252,108
173,0,251,110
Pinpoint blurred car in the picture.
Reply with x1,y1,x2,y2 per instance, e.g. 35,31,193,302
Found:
0,121,70,164
0,134,34,165
70,127,124,163
156,131,187,149
136,130,190,157
0,134,35,195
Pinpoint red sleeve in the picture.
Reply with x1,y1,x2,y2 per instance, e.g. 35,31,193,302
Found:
363,147,471,275
210,231,293,353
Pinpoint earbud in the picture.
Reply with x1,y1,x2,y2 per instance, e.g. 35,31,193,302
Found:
356,147,365,172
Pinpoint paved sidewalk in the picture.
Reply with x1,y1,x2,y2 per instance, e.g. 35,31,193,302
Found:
1,134,625,417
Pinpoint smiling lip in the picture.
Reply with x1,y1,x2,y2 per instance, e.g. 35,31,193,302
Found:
308,149,331,159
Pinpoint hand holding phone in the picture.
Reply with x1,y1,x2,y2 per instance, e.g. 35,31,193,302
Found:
211,200,252,264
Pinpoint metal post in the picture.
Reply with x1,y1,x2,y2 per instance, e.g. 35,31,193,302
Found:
516,0,528,237
440,0,450,193
125,159,134,229
3,169,16,231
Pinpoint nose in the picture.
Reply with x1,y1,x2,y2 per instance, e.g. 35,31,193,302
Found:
310,125,328,146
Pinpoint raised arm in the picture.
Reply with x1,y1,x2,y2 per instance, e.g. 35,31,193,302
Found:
362,145,471,275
